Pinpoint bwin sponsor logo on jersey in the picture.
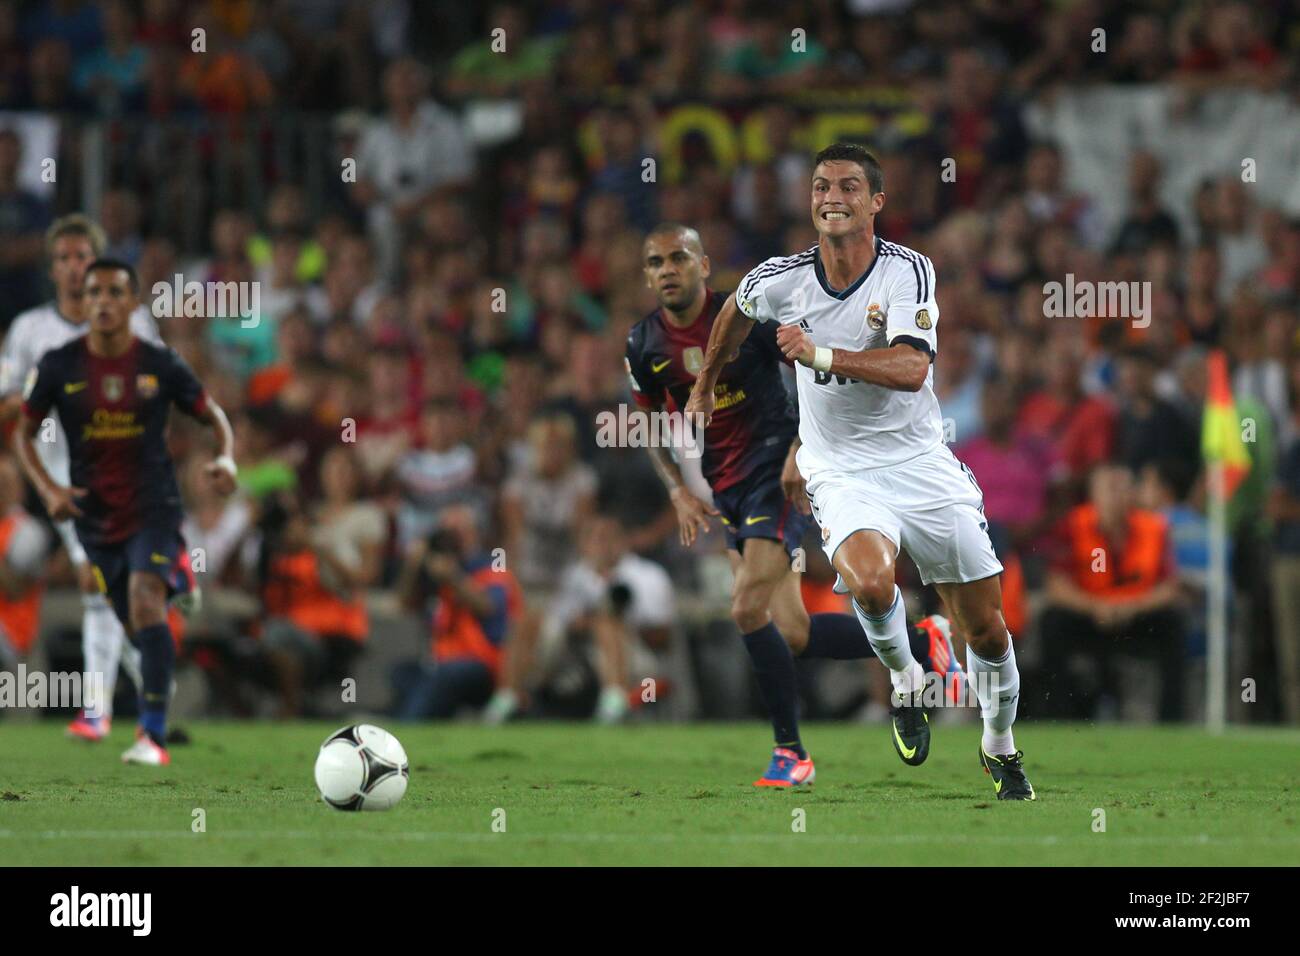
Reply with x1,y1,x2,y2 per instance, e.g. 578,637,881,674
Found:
813,369,852,386
49,886,152,936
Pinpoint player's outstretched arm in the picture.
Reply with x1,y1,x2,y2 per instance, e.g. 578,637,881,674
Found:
775,324,929,392
635,397,717,547
684,293,754,425
194,398,238,495
13,411,85,520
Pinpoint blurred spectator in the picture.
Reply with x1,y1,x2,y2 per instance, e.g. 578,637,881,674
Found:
445,3,562,98
22,0,102,57
354,56,473,279
0,454,48,668
258,493,368,718
1174,1,1285,91
1111,151,1180,254
953,380,1056,557
394,398,480,550
1113,345,1198,476
488,513,673,724
72,0,145,113
0,128,53,326
1041,464,1185,721
314,447,386,596
98,187,142,264
501,411,597,595
395,503,521,719
1017,335,1116,490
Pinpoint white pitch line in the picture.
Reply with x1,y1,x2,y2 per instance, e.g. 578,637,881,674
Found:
0,829,1295,847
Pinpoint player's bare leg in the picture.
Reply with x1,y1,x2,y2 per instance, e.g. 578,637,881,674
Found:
120,570,174,766
935,576,1034,800
833,529,930,765
767,564,810,654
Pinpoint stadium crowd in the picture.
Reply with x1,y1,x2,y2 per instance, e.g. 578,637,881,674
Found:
1,0,1299,725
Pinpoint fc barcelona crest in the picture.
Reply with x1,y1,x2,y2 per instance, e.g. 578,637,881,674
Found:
137,374,159,398
102,375,124,401
867,303,885,331
683,346,704,375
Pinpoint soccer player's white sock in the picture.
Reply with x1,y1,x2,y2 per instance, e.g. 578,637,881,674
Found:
852,586,924,701
83,593,127,720
967,639,1020,755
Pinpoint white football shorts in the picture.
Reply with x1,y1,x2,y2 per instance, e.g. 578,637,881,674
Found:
806,443,1004,586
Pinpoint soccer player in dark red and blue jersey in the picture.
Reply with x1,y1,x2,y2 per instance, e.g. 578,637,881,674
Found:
625,224,960,786
15,259,236,766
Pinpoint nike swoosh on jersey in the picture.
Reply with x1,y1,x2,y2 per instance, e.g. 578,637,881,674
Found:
64,382,87,393
744,515,771,526
651,358,672,373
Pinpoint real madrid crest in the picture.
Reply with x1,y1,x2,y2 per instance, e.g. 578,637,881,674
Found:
914,309,932,330
866,302,885,331
102,374,124,402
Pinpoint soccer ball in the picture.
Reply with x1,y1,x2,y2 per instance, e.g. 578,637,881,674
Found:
314,724,410,811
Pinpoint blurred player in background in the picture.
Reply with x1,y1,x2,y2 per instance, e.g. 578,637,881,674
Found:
688,144,1034,800
633,223,961,787
0,215,165,740
15,259,236,766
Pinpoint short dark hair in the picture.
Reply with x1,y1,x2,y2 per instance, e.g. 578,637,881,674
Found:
86,257,139,293
644,222,704,255
813,143,884,195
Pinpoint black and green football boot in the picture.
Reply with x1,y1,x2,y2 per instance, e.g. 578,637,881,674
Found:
889,694,930,766
979,745,1036,800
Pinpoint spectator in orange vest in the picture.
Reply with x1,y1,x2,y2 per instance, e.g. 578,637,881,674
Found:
395,504,521,719
1040,463,1186,721
258,493,368,718
0,454,48,668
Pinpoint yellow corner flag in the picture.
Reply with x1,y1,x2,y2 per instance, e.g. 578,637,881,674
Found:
1201,349,1251,500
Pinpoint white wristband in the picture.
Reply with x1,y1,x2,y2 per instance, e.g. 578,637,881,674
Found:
213,454,238,478
811,346,834,372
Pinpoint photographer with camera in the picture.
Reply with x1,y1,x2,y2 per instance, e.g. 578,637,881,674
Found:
486,512,675,724
395,504,522,719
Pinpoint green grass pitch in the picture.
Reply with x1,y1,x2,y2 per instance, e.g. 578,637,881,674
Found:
1,721,1296,866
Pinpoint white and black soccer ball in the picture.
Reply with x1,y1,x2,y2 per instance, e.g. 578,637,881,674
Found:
314,724,410,811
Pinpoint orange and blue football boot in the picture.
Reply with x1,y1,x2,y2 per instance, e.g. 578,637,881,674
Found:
66,710,110,742
753,747,815,787
916,613,966,705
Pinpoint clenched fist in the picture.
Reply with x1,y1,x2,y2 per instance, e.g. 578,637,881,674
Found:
776,323,818,366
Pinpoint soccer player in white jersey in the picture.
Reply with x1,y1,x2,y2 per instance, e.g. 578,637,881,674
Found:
686,144,1034,799
0,215,162,742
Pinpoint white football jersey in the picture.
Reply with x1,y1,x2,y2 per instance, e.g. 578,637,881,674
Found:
735,237,942,476
0,302,163,482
